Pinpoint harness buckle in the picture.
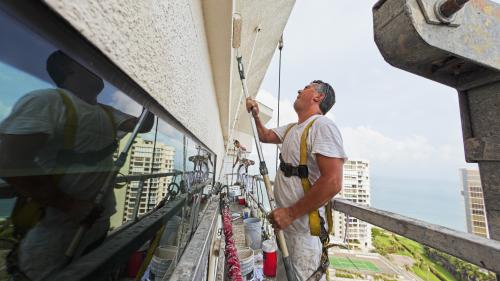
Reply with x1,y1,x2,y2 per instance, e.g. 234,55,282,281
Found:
297,165,309,178
280,162,293,177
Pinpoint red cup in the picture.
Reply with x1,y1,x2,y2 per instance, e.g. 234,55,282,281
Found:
238,196,246,205
262,240,277,277
127,250,144,277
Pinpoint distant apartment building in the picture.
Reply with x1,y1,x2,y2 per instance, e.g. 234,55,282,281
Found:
333,159,372,251
460,168,489,238
111,137,175,228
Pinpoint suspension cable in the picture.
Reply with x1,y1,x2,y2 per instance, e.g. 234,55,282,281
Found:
275,35,284,173
146,116,159,210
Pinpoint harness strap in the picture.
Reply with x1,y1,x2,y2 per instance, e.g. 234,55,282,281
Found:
56,90,118,166
282,117,334,281
298,118,324,236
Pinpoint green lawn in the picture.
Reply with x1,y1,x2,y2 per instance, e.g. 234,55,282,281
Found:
372,228,457,281
412,265,442,281
330,257,380,272
395,236,456,281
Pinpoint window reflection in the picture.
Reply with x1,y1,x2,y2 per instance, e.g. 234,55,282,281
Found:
0,9,216,281
0,11,157,280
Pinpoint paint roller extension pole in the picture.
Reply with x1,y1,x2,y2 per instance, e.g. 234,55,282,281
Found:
236,56,298,281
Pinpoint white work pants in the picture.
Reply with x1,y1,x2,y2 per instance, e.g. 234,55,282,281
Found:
276,230,326,281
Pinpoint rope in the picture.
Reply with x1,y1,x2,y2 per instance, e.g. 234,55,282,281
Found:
275,35,284,173
342,214,362,272
146,117,159,210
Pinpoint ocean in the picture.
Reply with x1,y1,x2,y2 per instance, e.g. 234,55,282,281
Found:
371,176,466,232
0,198,14,218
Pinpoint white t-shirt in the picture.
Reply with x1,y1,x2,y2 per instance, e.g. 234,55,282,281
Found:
272,114,347,234
0,88,131,220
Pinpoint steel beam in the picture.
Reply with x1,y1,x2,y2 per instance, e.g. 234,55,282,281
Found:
373,0,500,260
373,0,500,91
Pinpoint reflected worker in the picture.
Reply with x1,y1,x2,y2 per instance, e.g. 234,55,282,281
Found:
246,80,347,280
232,139,247,185
0,51,153,280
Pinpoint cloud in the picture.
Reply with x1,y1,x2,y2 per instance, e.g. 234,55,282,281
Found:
110,91,142,116
248,89,472,180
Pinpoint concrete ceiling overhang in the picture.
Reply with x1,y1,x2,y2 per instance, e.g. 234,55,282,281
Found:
230,0,295,138
202,0,233,141
202,0,295,145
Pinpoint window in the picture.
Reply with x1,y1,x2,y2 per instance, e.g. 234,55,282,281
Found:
0,6,217,280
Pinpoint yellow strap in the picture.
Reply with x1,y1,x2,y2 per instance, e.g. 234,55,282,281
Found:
134,224,166,281
299,117,333,236
57,89,77,150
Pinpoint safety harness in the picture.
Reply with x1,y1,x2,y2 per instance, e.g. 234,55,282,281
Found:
5,89,118,278
279,117,334,280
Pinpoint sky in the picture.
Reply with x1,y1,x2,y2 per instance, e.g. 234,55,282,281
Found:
255,0,477,180
244,0,492,230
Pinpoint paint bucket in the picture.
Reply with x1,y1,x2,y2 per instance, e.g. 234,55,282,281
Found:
238,247,255,280
243,207,250,219
149,246,176,281
262,240,277,277
150,256,171,281
244,218,262,250
238,196,246,205
160,215,181,246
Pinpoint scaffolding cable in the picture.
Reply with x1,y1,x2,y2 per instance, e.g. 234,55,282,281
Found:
275,35,284,173
146,116,159,211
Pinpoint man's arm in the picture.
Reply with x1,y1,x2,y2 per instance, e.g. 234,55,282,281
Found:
245,97,281,144
268,154,343,230
0,134,92,213
118,111,155,133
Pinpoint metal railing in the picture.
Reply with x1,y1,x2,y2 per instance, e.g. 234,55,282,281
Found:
47,171,213,281
49,195,186,281
169,199,220,281
244,175,500,274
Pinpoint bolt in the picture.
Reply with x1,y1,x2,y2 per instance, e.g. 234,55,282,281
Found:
439,0,470,19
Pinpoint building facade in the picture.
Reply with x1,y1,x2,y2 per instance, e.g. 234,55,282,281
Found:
333,159,372,251
461,168,489,238
111,137,176,226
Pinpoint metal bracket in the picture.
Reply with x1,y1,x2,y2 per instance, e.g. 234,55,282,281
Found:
465,137,500,162
416,0,464,27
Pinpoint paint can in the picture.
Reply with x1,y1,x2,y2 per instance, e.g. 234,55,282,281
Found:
243,207,250,219
262,240,277,277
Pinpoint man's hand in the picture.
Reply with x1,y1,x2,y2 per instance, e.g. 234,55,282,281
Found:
268,207,295,230
246,97,259,117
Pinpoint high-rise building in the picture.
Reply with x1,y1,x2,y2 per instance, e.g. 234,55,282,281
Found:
460,168,489,238
111,137,175,227
333,159,372,251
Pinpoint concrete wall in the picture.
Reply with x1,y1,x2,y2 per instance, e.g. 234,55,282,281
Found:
44,0,225,169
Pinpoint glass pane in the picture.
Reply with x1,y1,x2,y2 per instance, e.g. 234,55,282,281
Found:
0,10,156,280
